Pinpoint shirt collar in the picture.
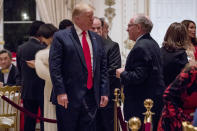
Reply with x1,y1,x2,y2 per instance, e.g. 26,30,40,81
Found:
30,36,41,42
74,24,88,36
136,34,144,43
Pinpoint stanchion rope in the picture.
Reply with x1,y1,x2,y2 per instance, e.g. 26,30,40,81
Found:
1,95,57,123
117,106,128,131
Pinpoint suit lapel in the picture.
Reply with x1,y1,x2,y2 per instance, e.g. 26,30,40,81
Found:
88,31,97,73
0,71,4,83
69,26,87,69
7,65,14,84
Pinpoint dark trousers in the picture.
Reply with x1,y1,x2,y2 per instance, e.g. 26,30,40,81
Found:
23,99,44,131
56,89,97,131
152,95,163,131
96,100,114,131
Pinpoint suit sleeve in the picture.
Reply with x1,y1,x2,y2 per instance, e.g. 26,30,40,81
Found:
100,40,110,96
16,47,22,86
108,42,121,76
49,33,66,95
120,46,151,85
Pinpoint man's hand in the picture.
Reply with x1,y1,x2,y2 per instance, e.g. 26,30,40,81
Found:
100,96,108,107
26,60,35,68
57,94,69,109
0,82,3,87
116,68,125,78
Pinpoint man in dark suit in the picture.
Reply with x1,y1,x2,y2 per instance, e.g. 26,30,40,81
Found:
116,14,165,131
49,3,109,131
90,17,121,131
0,49,16,86
16,21,45,131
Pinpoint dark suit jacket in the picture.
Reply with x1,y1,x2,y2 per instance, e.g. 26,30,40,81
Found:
49,26,109,108
102,38,121,99
16,38,45,100
161,47,188,87
0,64,17,85
120,33,165,121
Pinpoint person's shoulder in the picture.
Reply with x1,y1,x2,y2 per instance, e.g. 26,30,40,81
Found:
18,40,29,48
88,30,101,38
139,35,157,44
104,38,119,48
139,35,159,49
53,28,72,40
36,49,48,58
17,41,30,52
111,40,119,47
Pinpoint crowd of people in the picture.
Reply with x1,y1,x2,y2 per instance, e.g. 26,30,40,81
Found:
0,2,197,131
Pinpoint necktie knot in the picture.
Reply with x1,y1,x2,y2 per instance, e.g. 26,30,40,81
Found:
82,31,87,36
1,69,9,74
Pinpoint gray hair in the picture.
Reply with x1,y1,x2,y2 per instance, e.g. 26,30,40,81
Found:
133,14,153,33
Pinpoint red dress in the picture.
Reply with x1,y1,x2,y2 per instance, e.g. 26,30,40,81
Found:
183,45,197,114
158,65,197,131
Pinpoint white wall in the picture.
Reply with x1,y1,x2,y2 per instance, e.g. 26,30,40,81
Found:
93,0,145,65
150,0,197,46
93,0,123,46
1,0,197,62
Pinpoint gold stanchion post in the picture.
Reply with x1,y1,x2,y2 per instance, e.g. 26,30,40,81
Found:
143,99,154,124
120,86,125,104
128,117,141,131
182,121,197,131
114,88,120,131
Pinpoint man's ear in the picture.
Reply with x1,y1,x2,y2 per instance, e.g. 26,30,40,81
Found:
136,24,141,32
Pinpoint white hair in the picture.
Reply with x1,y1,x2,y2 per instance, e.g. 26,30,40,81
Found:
133,14,153,33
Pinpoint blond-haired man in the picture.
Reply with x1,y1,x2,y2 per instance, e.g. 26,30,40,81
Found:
49,3,109,131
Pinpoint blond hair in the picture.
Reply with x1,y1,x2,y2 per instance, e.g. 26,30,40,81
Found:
72,3,94,20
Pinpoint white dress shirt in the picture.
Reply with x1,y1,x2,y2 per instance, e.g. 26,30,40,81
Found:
74,24,93,69
3,64,12,84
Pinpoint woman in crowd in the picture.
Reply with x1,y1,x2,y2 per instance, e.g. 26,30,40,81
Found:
161,22,188,87
181,20,197,116
35,24,58,131
158,63,197,131
158,22,197,130
181,20,197,61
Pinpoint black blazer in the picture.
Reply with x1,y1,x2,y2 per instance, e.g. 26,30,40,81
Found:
16,38,45,100
161,47,188,86
49,26,109,108
120,33,165,121
0,64,17,85
102,38,121,99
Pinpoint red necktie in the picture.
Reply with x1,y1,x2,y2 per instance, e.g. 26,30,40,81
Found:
82,31,93,89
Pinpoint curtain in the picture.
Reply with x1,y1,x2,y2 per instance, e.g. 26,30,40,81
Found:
0,0,3,11
36,0,69,28
0,0,3,20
